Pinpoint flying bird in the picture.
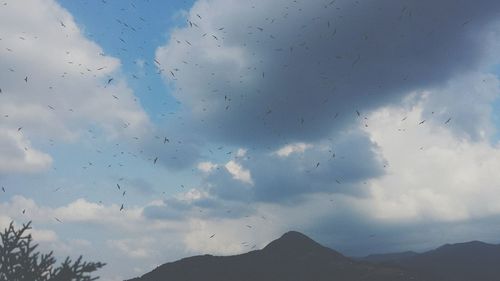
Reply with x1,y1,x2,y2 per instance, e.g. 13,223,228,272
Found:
209,234,215,238
419,120,426,125
120,204,124,211
153,157,158,164
445,117,452,124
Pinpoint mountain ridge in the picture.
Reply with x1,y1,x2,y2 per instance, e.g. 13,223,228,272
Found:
126,232,500,281
126,231,421,281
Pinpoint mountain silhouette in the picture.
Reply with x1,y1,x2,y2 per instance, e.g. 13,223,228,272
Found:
360,240,500,281
358,251,419,264
126,231,421,281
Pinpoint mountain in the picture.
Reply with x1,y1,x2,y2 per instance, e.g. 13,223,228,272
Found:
126,231,422,281
360,240,500,281
357,251,419,263
394,241,500,281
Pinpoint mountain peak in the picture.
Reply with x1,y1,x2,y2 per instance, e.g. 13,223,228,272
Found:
262,231,346,260
281,230,313,241
436,240,494,252
263,231,319,250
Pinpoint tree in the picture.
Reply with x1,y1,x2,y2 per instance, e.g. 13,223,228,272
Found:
0,221,105,281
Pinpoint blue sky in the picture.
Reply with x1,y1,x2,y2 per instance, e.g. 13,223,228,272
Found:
2,0,500,281
56,0,192,120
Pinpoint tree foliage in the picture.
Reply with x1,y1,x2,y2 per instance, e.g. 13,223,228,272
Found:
0,221,105,281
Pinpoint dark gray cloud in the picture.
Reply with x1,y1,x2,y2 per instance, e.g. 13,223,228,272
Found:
139,122,203,170
143,197,193,220
205,129,384,203
157,0,500,147
307,209,500,257
148,0,500,260
142,195,255,220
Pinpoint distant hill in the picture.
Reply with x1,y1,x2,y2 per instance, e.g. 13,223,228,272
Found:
385,241,500,281
126,231,421,281
358,240,500,281
127,232,500,281
357,251,419,264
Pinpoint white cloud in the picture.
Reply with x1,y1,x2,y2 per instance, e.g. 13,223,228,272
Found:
274,143,312,157
361,87,500,222
0,0,151,174
29,228,59,243
236,148,247,158
224,160,253,185
197,161,218,173
0,128,52,173
107,237,156,259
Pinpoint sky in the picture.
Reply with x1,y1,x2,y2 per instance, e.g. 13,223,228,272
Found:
2,0,500,280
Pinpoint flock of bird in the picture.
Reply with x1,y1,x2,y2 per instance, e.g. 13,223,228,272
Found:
0,0,457,244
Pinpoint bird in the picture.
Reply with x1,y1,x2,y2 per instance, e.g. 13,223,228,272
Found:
154,157,158,164
60,21,66,27
445,117,452,124
164,137,169,144
24,76,28,83
54,217,62,223
419,120,426,125
117,184,121,190
209,234,215,238
107,78,114,85
1,186,4,192
120,204,124,211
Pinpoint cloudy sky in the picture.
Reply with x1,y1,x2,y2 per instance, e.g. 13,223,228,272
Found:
2,0,500,280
